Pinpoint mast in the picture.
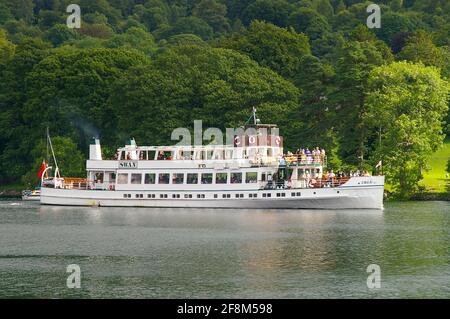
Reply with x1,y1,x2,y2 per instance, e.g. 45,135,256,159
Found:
46,127,49,167
47,128,60,178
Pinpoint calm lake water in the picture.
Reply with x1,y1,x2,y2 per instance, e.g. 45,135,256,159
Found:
0,200,449,298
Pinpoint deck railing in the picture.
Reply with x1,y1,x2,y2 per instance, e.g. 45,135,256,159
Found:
265,177,350,189
283,154,327,166
60,178,116,190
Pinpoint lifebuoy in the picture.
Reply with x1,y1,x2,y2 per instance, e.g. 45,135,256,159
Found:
249,135,256,145
234,136,241,146
286,178,292,189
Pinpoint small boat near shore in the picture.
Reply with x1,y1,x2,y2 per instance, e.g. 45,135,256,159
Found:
40,110,385,209
21,188,41,201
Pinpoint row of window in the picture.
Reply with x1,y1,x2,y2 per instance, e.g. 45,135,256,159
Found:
121,191,311,199
117,172,264,185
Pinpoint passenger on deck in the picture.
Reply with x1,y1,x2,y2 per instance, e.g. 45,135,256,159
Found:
305,148,312,164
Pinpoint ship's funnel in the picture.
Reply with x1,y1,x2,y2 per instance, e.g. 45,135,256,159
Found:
89,138,102,160
126,138,137,147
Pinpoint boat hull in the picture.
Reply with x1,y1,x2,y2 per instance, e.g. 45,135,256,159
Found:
22,195,40,201
40,178,384,210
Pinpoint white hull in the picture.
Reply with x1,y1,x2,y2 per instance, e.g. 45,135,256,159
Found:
22,195,40,201
40,177,384,210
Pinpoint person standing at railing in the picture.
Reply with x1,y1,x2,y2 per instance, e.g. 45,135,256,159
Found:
305,148,311,164
320,149,326,164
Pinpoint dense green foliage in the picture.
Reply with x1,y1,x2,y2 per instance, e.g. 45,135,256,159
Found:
0,0,448,196
365,62,449,197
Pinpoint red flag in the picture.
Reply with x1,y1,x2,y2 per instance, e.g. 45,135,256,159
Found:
37,160,46,178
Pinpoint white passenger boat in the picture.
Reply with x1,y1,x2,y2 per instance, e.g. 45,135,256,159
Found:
40,112,384,209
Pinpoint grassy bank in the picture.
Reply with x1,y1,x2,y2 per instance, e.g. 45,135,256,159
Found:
418,137,449,198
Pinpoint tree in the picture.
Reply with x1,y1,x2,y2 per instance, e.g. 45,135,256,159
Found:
43,24,77,46
364,62,449,197
37,10,63,29
0,39,51,184
192,0,230,33
139,4,169,31
0,2,13,25
109,45,301,147
374,12,414,46
219,20,311,78
155,17,214,40
77,24,114,39
397,30,449,77
287,7,330,41
331,38,392,169
0,47,150,184
313,0,334,20
164,34,206,47
0,28,15,62
6,0,35,24
242,0,293,27
290,55,338,164
106,27,157,55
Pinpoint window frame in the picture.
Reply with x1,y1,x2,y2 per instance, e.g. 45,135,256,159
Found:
117,173,128,184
